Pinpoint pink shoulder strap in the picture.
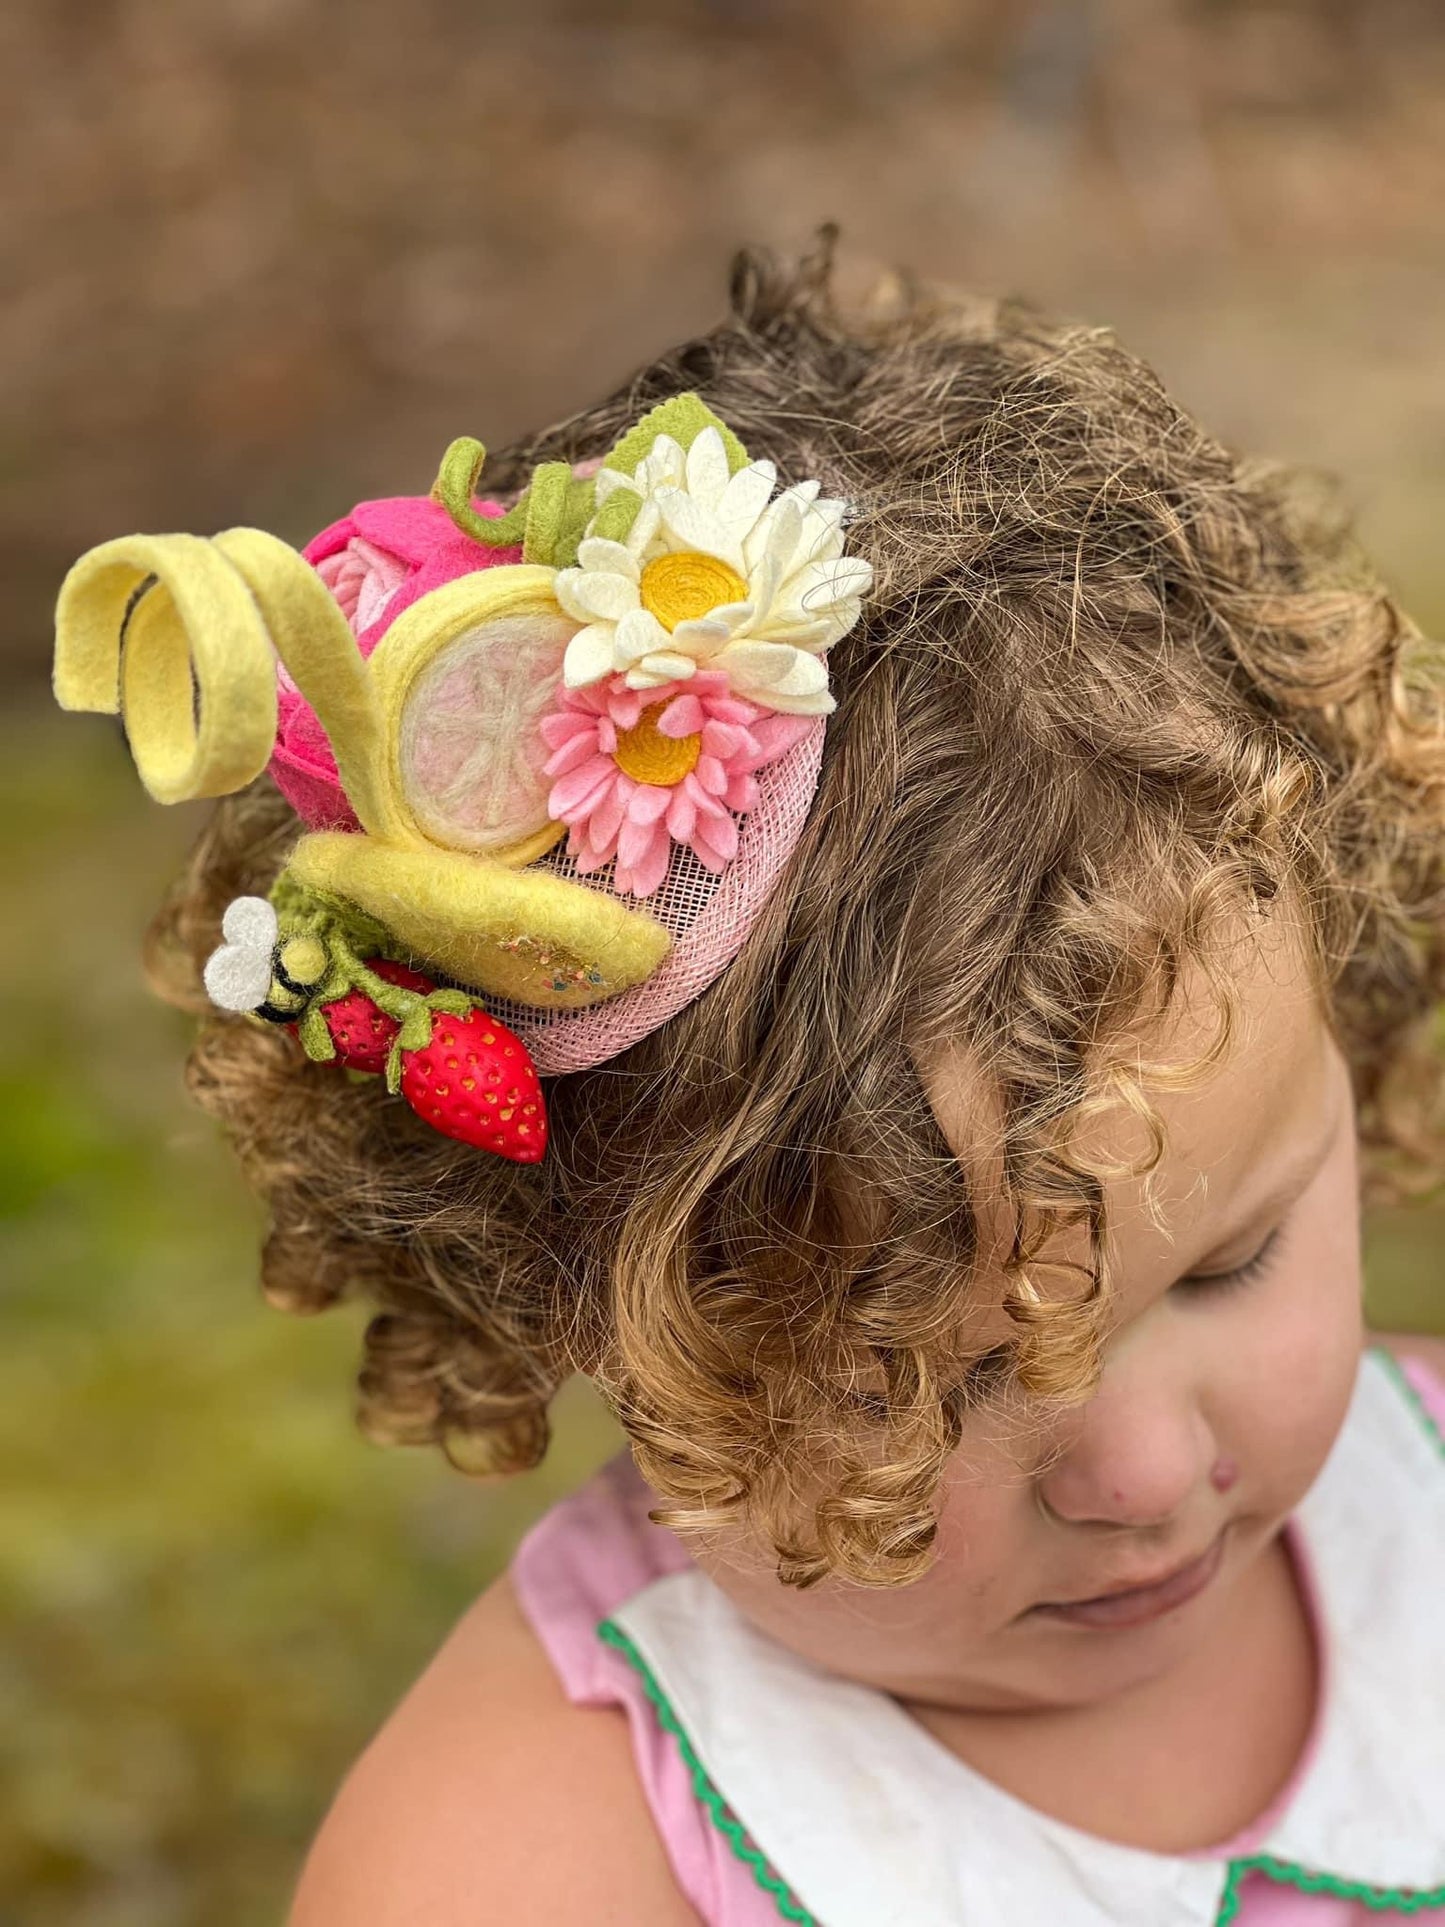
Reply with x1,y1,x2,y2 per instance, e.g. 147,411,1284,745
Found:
510,1451,787,1925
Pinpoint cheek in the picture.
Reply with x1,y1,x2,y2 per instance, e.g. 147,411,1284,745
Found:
1220,1138,1364,1510
681,1443,1033,1688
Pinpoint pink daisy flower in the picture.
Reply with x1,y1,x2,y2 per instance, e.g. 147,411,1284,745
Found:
538,668,815,898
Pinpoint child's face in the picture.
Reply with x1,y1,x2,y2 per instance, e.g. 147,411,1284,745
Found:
682,918,1364,1713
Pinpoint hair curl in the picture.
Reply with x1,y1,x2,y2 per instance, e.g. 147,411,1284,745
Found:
146,236,1445,1587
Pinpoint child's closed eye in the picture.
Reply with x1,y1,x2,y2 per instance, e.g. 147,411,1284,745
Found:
1174,1222,1288,1297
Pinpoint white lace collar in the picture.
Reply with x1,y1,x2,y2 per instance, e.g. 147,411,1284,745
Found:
606,1350,1445,1925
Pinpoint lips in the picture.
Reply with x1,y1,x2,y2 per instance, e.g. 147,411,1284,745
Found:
1029,1529,1228,1631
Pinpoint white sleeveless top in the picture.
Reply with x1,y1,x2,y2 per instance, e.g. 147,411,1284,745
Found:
513,1349,1445,1925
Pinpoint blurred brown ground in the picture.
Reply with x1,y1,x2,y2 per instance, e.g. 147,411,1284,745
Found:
4,0,1445,690
4,5,1445,1923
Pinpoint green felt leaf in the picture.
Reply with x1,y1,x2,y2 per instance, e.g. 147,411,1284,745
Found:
599,393,750,481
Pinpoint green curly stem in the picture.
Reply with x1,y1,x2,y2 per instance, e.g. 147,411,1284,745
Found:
429,436,528,548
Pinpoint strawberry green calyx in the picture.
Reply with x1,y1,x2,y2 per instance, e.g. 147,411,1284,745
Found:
258,873,472,1078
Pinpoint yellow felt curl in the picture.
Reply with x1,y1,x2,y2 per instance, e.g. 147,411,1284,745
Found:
54,533,280,804
51,526,397,823
209,527,398,841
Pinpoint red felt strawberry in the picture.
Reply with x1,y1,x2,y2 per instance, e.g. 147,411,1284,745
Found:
308,959,433,1073
400,1007,548,1163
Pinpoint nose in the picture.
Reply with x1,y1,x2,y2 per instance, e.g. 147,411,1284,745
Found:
1035,1349,1218,1530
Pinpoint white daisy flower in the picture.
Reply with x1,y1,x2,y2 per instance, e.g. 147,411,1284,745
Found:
553,426,872,715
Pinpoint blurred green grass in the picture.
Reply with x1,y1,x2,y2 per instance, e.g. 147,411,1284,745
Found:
1,704,1441,1925
0,709,623,1925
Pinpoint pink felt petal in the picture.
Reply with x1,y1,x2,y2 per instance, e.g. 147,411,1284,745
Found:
688,778,729,823
724,772,759,812
572,839,610,875
619,826,672,898
269,751,359,832
550,755,616,816
748,711,817,761
666,788,697,842
586,780,628,853
596,717,618,755
694,809,739,865
301,512,362,567
538,708,594,749
694,754,728,797
542,730,601,779
609,686,645,730
658,692,705,737
626,783,673,825
617,812,660,870
700,719,746,760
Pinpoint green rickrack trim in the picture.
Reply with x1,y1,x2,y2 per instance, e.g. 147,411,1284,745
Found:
1216,1856,1445,1922
1370,1343,1445,1460
597,1618,818,1926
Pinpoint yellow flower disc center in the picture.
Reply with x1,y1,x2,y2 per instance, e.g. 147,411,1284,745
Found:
639,550,747,632
612,706,701,787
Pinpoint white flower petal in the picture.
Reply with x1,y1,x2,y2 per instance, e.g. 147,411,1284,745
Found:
576,536,640,580
221,895,278,949
593,466,636,504
741,612,838,651
783,555,874,615
684,427,730,509
719,460,777,536
683,600,753,637
792,499,849,569
668,618,733,663
614,606,670,667
562,623,618,688
204,941,275,1013
744,495,802,576
635,435,685,495
624,651,699,688
716,641,836,714
556,567,640,624
655,488,744,571
624,498,662,560
738,554,779,630
715,639,832,699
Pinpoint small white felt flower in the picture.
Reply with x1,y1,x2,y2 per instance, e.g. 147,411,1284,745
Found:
553,427,872,715
203,896,279,1012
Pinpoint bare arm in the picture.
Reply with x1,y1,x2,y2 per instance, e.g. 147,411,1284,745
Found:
287,1571,700,1927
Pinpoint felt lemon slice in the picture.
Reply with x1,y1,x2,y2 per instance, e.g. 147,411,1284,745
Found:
296,564,673,1009
366,566,573,864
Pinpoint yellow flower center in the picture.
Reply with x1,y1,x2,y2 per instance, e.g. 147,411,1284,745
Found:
639,550,747,632
612,706,701,787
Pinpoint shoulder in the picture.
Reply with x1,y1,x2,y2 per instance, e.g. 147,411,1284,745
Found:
286,1568,700,1927
1369,1329,1445,1380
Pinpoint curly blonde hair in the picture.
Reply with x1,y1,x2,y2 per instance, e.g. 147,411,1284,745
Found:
146,239,1445,1588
